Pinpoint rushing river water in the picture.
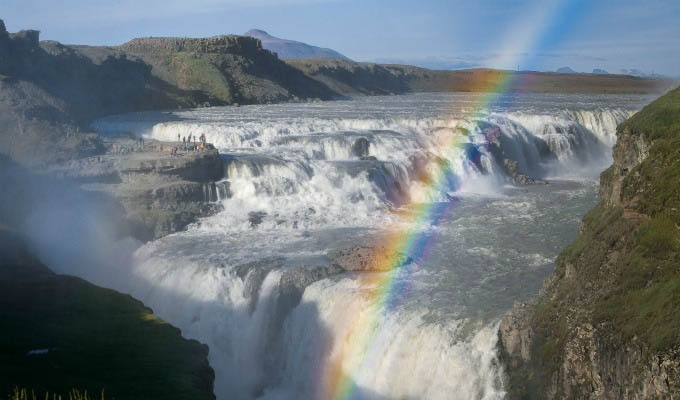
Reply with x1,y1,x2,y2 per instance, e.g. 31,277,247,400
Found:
92,92,650,399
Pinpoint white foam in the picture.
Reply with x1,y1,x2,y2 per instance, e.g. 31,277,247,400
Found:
88,93,644,400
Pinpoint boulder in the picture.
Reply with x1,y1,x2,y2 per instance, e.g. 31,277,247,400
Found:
327,244,411,272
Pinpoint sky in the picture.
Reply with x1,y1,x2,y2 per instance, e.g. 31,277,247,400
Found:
2,0,679,75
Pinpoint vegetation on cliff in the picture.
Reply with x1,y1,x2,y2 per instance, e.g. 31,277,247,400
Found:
0,228,215,400
290,59,675,96
500,87,680,398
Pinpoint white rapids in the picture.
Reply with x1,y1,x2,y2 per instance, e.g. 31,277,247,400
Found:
84,92,652,399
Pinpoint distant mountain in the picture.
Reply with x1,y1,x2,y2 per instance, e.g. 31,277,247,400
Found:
244,29,350,60
556,66,576,73
592,68,609,74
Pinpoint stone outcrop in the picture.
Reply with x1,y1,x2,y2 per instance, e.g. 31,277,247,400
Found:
327,244,411,272
498,87,680,398
599,126,650,208
51,143,225,241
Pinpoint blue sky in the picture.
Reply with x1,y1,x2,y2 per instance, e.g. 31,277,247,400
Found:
3,0,679,75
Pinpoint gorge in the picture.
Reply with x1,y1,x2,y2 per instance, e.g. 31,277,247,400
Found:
1,16,679,400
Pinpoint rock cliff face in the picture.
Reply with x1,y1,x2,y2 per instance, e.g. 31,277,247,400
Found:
0,21,165,165
117,35,335,105
498,87,680,398
51,145,225,241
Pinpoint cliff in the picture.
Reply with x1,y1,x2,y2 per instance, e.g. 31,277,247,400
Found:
498,87,680,398
0,21,173,165
285,58,414,95
116,35,335,105
0,227,215,399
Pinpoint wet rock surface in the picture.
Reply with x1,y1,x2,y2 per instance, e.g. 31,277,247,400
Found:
327,244,411,272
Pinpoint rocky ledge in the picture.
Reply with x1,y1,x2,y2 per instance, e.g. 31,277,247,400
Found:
497,87,680,398
50,139,225,241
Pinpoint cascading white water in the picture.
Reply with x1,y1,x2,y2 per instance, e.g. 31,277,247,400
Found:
266,278,505,400
91,92,649,400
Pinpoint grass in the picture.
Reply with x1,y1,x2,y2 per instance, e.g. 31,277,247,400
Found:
619,86,680,140
0,230,214,400
170,52,232,103
594,212,680,352
7,387,104,400
622,135,680,218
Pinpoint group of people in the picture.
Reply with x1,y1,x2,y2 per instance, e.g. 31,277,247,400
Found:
108,134,210,157
178,133,208,151
165,133,209,156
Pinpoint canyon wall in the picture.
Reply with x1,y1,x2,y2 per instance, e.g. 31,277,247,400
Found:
498,86,680,399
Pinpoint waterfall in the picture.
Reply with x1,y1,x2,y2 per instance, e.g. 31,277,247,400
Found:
89,93,644,400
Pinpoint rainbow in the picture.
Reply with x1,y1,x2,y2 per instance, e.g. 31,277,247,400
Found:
320,1,587,398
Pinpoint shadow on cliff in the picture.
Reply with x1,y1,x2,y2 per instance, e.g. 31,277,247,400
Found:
0,25,230,164
3,35,218,125
237,50,344,102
